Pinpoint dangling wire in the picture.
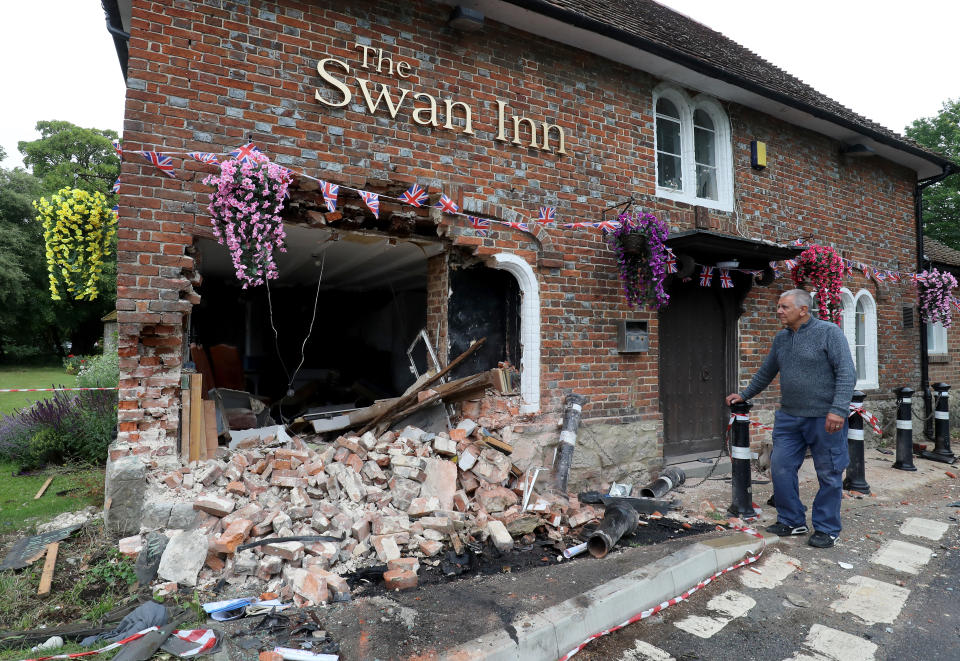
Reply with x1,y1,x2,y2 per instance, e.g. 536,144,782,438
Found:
265,250,325,424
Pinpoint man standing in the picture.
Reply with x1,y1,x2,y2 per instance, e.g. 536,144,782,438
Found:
726,289,855,548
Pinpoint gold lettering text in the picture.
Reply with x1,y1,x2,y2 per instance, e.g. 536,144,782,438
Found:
396,61,412,78
411,92,440,127
512,115,539,148
495,101,508,142
355,44,377,69
443,99,474,135
356,78,411,117
315,58,352,108
541,122,567,154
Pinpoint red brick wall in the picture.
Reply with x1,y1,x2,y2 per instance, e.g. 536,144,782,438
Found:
114,0,919,462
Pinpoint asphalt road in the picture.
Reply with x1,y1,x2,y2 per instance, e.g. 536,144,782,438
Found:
574,471,960,661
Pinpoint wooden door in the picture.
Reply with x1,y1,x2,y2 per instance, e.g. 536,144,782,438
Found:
659,279,737,460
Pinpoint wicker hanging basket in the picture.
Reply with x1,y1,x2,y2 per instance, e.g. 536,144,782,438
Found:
620,233,649,256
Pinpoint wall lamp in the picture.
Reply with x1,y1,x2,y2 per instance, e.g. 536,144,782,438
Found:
448,6,484,32
840,143,877,158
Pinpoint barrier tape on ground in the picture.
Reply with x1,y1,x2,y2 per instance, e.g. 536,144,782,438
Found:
557,525,766,660
849,404,882,435
0,387,118,393
22,627,158,661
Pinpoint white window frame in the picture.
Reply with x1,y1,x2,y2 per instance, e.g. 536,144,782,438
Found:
652,84,734,213
839,287,879,390
928,321,948,355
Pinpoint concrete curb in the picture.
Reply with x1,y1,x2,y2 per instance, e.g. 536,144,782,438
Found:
441,531,778,661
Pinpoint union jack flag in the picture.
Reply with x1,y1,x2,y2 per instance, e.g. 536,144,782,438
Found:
137,151,176,178
320,180,339,213
230,143,262,164
469,216,490,236
784,259,797,271
187,152,219,164
873,269,886,282
664,249,678,273
860,263,871,279
843,259,855,276
435,194,460,214
111,178,120,194
111,204,119,220
910,272,926,285
699,266,714,287
953,297,960,312
719,268,734,288
592,220,620,233
111,139,123,158
359,190,380,218
538,206,556,224
400,183,429,207
506,221,530,232
793,238,805,246
887,270,901,283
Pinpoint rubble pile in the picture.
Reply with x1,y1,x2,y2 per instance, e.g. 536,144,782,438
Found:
132,422,602,606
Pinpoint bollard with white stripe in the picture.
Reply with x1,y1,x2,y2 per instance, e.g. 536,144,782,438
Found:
552,393,588,494
892,386,917,472
727,400,755,517
843,390,871,494
921,382,956,464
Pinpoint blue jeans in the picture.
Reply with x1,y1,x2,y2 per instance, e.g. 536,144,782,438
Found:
771,410,849,536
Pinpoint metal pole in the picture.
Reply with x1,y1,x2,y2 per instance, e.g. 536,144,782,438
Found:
892,386,917,471
552,393,588,494
727,400,755,517
921,383,956,464
843,390,871,494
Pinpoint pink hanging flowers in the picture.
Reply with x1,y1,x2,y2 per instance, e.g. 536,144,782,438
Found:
203,154,290,288
917,267,957,327
790,244,844,324
608,211,670,309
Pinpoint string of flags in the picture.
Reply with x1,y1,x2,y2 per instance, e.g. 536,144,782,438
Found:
109,139,953,293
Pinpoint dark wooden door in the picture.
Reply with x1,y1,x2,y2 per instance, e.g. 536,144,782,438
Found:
659,279,736,460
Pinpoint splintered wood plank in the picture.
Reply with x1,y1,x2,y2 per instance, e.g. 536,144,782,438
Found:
203,400,218,457
180,388,192,464
33,476,54,500
189,373,204,462
38,543,59,596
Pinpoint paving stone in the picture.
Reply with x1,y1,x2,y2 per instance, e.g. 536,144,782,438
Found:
870,540,933,574
899,517,949,541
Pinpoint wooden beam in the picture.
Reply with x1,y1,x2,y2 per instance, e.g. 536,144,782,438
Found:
33,477,54,500
203,400,218,458
180,387,191,464
189,373,205,462
37,543,59,596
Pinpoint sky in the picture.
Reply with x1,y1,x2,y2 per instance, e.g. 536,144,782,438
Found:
1,1,957,170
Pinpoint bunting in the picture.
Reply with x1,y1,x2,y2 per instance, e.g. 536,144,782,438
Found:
665,248,678,274
699,266,714,287
230,143,262,164
188,151,220,164
137,151,176,178
400,183,429,207
436,194,460,214
111,178,121,193
719,268,734,288
538,206,556,224
359,190,380,218
320,181,339,213
112,139,123,158
469,216,490,237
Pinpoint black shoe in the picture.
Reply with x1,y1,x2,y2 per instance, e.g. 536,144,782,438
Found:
765,522,809,536
766,494,776,507
808,531,838,548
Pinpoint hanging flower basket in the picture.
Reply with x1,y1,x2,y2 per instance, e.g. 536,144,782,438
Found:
608,211,670,309
203,155,292,288
917,268,957,327
34,187,117,301
790,244,843,324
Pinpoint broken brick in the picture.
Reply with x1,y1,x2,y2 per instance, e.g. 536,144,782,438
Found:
383,568,418,590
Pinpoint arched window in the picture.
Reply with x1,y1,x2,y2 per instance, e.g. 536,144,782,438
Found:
652,85,733,211
838,287,878,390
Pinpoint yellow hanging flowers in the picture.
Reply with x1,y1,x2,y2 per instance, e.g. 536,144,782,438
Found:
34,188,117,301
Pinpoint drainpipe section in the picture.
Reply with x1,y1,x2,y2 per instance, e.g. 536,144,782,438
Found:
101,0,130,81
915,164,957,439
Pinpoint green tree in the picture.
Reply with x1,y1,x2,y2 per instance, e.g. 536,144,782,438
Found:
905,99,960,249
18,120,120,195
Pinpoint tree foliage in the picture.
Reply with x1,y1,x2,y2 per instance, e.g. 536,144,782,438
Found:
18,120,119,196
905,99,960,249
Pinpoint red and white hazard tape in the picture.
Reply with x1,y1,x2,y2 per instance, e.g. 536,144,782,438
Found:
0,387,118,393
726,415,774,433
24,627,158,661
557,525,766,660
849,405,882,435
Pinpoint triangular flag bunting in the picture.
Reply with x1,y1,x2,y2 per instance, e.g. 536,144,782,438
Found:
137,151,176,178
359,190,380,218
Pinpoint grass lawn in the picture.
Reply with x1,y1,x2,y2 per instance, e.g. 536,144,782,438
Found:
0,366,76,415
0,462,104,535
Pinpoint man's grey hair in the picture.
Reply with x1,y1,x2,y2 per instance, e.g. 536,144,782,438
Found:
781,289,812,310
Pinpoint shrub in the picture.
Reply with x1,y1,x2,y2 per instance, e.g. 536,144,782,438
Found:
76,351,119,388
63,354,89,375
0,389,117,468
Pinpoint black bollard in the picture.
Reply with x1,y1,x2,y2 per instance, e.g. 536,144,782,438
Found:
843,391,871,494
921,383,956,464
639,467,686,498
892,386,917,471
552,393,588,494
727,400,755,517
587,502,640,558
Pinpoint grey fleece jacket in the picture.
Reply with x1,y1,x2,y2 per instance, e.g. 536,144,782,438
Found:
740,316,856,418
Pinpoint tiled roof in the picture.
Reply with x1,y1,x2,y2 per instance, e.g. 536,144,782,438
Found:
925,237,960,267
514,0,952,167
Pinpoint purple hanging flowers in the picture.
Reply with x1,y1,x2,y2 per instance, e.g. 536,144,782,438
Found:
203,154,291,288
917,267,958,327
608,211,670,309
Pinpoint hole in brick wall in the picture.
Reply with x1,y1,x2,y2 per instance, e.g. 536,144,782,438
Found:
189,225,445,419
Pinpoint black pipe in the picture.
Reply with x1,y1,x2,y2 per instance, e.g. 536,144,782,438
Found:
915,165,957,440
101,0,130,80
921,383,956,464
892,386,917,471
551,393,588,494
843,391,871,494
587,502,639,558
727,400,755,517
639,467,686,498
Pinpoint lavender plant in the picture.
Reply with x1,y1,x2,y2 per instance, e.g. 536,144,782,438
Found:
608,211,670,309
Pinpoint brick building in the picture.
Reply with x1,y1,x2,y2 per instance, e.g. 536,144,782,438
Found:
101,0,955,496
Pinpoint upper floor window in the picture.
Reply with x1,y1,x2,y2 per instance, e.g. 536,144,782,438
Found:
653,84,734,212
